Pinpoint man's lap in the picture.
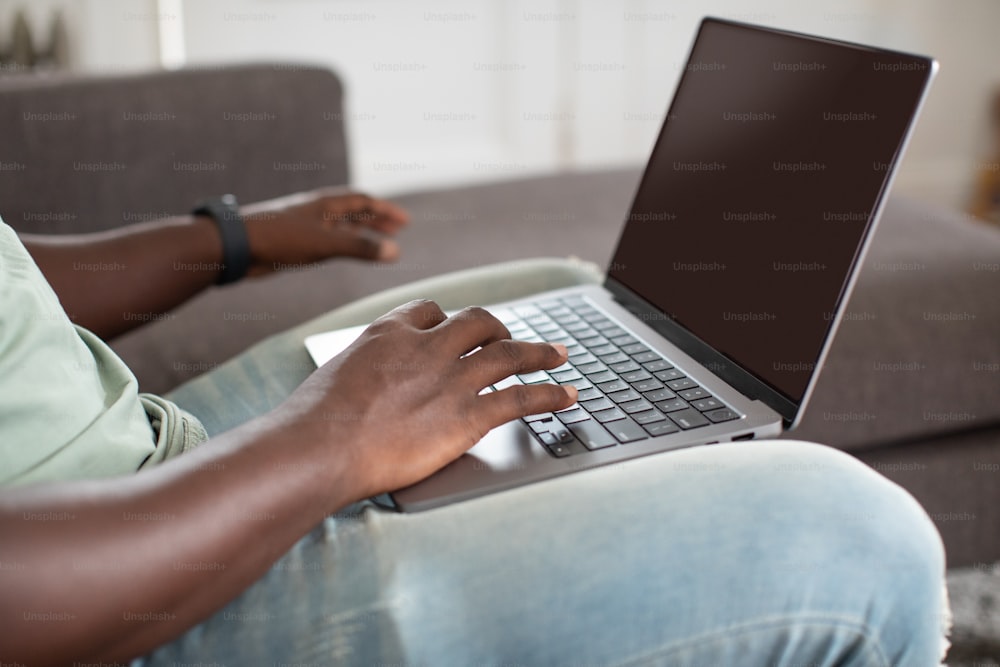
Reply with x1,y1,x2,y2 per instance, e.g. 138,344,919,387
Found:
139,440,946,666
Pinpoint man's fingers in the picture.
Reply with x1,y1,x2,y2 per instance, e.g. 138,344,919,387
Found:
433,307,511,357
373,299,447,332
463,339,568,387
478,383,578,429
321,193,409,234
325,228,400,261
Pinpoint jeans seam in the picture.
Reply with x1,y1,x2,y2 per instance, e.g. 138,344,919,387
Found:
612,613,888,667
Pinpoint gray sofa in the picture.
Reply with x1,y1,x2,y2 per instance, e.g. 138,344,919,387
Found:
2,65,998,570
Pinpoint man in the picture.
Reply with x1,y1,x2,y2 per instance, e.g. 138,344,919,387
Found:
0,188,948,665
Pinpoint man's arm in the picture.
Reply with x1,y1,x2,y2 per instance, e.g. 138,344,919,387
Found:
21,189,408,339
22,215,224,339
0,301,577,665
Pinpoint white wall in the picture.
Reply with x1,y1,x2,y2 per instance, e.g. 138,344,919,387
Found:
0,0,161,71
3,0,998,210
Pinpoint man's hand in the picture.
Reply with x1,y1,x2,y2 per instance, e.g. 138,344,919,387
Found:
241,188,409,276
23,187,409,340
278,300,578,500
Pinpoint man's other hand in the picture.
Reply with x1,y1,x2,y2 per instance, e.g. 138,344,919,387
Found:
241,187,409,276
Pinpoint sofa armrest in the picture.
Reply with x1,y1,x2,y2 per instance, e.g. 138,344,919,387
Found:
0,63,349,235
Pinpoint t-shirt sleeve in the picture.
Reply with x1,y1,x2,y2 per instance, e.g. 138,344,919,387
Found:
0,220,206,486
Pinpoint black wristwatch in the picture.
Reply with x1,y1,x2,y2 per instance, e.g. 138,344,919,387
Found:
192,194,250,285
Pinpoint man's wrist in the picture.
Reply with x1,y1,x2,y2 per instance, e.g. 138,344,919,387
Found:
192,195,251,285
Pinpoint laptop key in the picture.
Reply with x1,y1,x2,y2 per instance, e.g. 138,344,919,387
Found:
579,396,615,413
607,388,641,404
599,351,630,364
569,420,617,450
593,407,627,423
581,336,611,349
568,352,598,366
620,398,654,414
609,361,641,376
631,351,660,364
578,361,609,375
588,370,618,384
556,408,591,424
669,408,710,430
621,369,652,383
530,420,553,434
596,378,628,394
551,427,577,446
678,387,710,401
644,421,681,437
551,369,583,383
494,375,523,391
632,409,666,425
607,418,648,443
642,359,673,372
654,368,686,382
705,408,740,423
610,334,638,347
666,378,697,391
642,387,676,403
576,386,603,402
538,433,571,457
563,377,594,391
632,378,665,393
562,320,590,332
690,397,723,411
620,342,649,355
518,370,550,384
523,412,554,422
654,398,689,413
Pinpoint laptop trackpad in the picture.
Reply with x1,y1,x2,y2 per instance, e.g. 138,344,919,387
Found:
390,420,557,511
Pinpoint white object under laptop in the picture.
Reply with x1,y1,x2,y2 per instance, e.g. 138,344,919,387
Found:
305,17,936,512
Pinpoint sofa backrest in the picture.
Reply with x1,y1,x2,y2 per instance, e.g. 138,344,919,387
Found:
0,63,349,235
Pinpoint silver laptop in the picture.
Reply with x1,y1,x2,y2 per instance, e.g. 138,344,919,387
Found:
306,18,936,511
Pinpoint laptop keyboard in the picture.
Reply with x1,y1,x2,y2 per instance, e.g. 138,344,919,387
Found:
490,296,742,458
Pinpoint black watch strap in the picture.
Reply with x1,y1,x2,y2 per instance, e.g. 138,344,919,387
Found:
193,194,250,285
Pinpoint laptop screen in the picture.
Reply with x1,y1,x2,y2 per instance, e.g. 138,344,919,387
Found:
607,18,933,407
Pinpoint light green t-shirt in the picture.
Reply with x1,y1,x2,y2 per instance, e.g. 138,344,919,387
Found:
0,219,207,485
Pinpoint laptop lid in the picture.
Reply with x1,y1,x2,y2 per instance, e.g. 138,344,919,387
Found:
605,17,936,429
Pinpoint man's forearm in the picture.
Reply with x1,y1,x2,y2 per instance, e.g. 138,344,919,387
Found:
0,413,356,665
21,215,223,339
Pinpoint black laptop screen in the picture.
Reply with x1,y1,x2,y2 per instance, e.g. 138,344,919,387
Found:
607,19,932,405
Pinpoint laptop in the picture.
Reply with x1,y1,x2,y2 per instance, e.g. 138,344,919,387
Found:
305,17,936,511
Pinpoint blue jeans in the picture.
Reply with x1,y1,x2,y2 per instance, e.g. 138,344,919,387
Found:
149,258,949,666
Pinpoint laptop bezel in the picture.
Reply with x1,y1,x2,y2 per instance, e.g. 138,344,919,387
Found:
602,16,938,429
